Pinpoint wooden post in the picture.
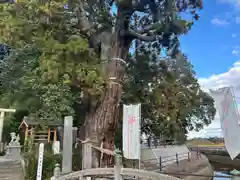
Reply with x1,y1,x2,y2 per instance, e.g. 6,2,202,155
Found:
159,156,162,171
197,147,199,159
176,153,179,165
54,128,57,141
48,128,50,142
82,139,92,169
25,127,28,141
30,128,33,135
114,150,123,180
197,145,199,159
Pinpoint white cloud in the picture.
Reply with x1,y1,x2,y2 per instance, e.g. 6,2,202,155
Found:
187,119,222,139
199,61,240,91
232,46,240,56
211,18,229,25
188,60,240,139
233,50,240,55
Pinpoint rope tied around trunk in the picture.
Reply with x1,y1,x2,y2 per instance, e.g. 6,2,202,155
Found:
108,57,126,85
111,57,126,65
75,137,115,156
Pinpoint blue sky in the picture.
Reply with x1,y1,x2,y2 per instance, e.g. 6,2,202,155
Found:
180,0,240,138
112,0,240,138
115,0,240,78
180,0,240,78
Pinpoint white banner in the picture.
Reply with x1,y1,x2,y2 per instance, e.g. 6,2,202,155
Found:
123,104,141,160
210,87,240,159
36,143,44,180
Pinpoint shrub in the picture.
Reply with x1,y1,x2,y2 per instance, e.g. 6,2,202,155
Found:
23,137,62,180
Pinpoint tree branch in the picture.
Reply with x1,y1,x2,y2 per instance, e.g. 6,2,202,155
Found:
75,0,93,35
136,22,164,34
126,29,156,41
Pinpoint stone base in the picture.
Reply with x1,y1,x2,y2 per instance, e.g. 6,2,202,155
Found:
5,143,21,160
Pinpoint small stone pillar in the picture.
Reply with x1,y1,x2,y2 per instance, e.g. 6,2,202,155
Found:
114,149,123,180
51,164,61,180
54,163,61,177
62,116,73,174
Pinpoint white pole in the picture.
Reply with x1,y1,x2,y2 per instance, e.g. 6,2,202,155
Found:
36,143,44,180
0,111,5,142
0,108,16,142
0,108,16,113
139,104,141,170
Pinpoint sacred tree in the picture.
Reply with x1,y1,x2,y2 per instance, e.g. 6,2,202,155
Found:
0,0,209,167
78,0,203,165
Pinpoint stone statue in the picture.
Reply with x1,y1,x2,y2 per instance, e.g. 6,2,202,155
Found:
15,134,20,143
10,132,16,143
9,132,20,145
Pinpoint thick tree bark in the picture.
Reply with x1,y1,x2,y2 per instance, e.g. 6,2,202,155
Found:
85,13,131,167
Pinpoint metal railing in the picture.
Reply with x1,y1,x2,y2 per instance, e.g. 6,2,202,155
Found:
140,152,199,172
188,145,226,152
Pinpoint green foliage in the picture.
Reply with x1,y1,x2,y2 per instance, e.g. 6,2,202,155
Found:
0,0,105,123
0,47,77,121
0,0,105,92
123,51,216,139
72,146,82,171
0,0,216,144
23,138,81,179
23,137,62,180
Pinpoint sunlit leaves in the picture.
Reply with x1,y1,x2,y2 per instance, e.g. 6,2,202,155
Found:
0,0,213,142
123,51,215,139
0,0,105,122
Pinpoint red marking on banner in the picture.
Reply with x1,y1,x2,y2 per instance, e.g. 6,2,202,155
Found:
221,93,231,127
220,91,233,134
221,98,231,115
128,115,136,124
224,120,228,128
127,115,136,158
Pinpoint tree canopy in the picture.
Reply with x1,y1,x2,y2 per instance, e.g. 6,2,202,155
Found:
0,0,215,145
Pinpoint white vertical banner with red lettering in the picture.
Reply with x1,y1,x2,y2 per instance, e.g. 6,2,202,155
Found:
210,87,240,159
123,104,141,160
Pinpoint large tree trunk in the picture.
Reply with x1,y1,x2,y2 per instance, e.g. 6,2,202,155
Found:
85,14,131,167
